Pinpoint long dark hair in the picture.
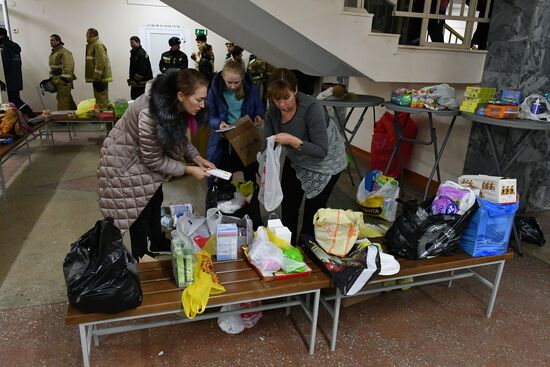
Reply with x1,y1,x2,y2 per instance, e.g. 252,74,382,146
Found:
150,69,208,147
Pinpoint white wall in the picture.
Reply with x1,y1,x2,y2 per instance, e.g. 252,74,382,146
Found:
343,77,473,181
7,0,239,110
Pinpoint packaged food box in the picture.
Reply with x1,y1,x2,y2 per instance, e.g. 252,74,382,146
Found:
501,90,522,105
485,104,520,119
458,175,517,204
391,89,412,106
216,223,239,260
465,86,496,99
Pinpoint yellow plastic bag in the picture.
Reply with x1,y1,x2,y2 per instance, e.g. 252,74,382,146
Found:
313,208,364,256
254,226,292,250
232,180,255,198
181,250,225,319
76,98,96,118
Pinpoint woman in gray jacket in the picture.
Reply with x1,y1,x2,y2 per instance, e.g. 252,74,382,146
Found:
262,68,347,244
98,68,215,260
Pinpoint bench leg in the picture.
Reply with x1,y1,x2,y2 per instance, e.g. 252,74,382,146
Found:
486,261,505,318
79,324,91,367
25,138,31,164
93,324,100,347
285,296,291,316
448,270,455,288
308,290,320,355
0,165,6,200
330,288,342,352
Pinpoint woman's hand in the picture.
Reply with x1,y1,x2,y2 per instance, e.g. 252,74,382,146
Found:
273,133,303,149
219,121,229,129
253,115,263,126
185,166,211,181
193,156,216,170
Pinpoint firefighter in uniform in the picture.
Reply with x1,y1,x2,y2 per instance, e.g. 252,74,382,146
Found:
48,34,77,110
85,28,112,109
128,36,153,100
159,37,188,73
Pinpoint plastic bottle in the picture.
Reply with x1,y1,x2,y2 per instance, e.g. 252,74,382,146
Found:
531,98,541,115
183,242,194,286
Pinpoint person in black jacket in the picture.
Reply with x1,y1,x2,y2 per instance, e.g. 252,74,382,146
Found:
0,28,32,115
128,36,153,100
159,37,188,73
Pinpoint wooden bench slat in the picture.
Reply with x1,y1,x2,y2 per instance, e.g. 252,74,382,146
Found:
375,251,513,279
65,256,330,325
65,249,512,325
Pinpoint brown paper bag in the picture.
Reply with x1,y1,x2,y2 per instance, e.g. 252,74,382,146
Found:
223,115,262,167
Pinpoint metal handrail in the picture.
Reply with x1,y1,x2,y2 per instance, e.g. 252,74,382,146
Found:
444,23,464,44
348,0,491,49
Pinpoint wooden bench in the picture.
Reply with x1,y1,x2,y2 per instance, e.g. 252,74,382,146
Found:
320,250,513,351
65,256,331,367
0,119,51,197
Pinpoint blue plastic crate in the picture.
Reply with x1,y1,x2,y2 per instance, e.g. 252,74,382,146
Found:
460,198,519,257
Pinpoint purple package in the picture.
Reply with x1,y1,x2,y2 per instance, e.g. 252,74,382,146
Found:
431,197,459,215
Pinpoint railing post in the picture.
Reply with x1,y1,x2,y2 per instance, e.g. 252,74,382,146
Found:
462,0,478,49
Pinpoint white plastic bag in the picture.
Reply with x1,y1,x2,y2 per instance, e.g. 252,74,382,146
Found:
175,212,211,252
248,235,283,273
258,136,283,212
217,302,262,334
520,94,550,121
356,179,399,222
424,84,459,110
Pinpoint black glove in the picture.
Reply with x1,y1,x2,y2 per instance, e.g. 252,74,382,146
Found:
93,81,107,92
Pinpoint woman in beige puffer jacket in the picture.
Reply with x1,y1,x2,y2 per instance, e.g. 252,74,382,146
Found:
97,68,214,259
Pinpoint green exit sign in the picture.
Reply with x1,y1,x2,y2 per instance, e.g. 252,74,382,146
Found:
195,29,208,36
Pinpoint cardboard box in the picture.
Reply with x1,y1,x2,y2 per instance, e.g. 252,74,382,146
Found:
216,223,239,260
223,115,262,167
458,175,517,204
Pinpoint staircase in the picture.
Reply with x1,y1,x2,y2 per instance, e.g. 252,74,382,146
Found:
161,0,486,83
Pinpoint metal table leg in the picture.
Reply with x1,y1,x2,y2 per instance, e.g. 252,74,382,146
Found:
330,288,342,351
79,324,91,367
308,290,321,355
423,115,456,200
482,125,525,255
486,261,505,318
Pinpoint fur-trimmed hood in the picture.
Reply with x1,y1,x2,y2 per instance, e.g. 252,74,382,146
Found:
148,69,208,147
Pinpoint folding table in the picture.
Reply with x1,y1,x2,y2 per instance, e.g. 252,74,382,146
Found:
383,102,459,200
319,95,384,185
460,112,550,255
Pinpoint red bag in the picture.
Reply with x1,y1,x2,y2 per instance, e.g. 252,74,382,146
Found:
370,112,417,178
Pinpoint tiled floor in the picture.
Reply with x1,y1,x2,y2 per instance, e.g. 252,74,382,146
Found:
0,127,549,366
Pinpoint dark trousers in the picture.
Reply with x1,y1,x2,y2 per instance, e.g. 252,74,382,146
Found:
131,86,145,100
8,90,32,115
129,186,165,260
281,158,340,244
219,139,258,182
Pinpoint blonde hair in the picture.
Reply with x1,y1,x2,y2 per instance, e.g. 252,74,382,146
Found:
222,60,245,100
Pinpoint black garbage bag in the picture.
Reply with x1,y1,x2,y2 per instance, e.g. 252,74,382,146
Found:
63,218,143,313
384,198,478,259
299,234,381,296
515,216,546,246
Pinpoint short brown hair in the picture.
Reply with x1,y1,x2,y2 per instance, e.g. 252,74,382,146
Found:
177,68,208,97
267,68,298,101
